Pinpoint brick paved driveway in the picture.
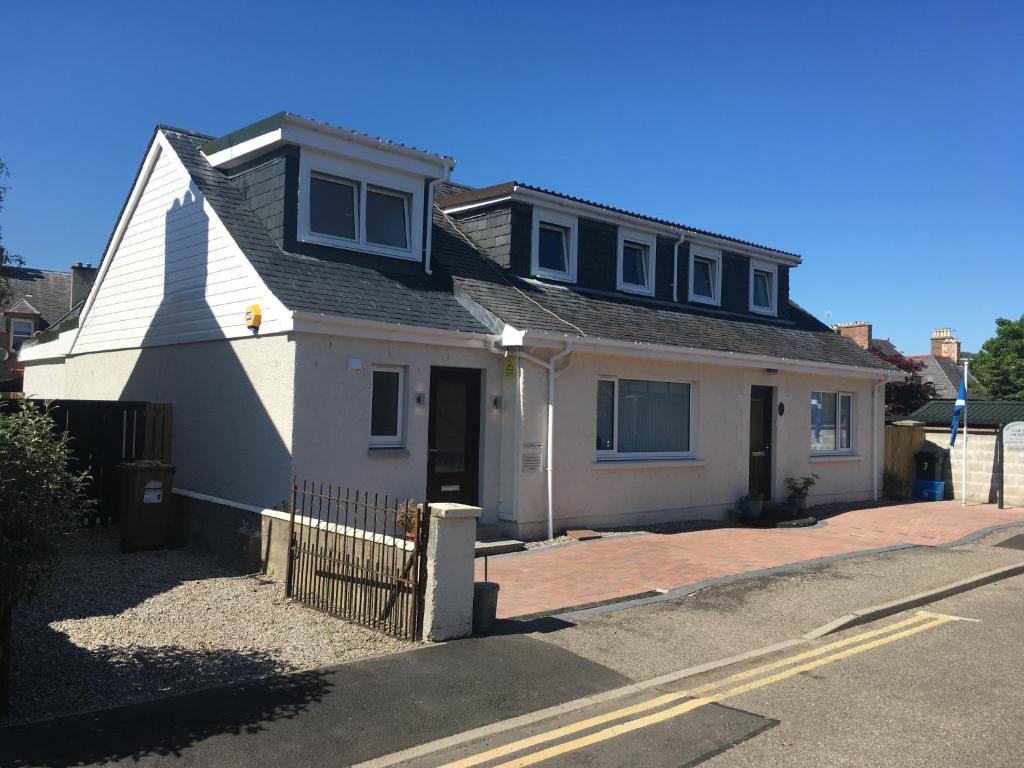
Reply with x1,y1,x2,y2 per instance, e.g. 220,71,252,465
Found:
477,501,1024,619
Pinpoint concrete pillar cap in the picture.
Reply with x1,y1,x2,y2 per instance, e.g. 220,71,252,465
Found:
429,503,483,520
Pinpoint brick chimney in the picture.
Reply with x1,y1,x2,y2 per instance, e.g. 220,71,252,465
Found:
833,321,872,350
70,262,98,308
930,328,960,362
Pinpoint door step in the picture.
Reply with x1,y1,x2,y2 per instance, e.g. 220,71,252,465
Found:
475,538,526,557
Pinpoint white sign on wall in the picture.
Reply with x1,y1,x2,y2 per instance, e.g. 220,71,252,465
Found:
1004,421,1024,453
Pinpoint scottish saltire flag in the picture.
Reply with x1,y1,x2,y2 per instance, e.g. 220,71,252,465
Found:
949,378,967,446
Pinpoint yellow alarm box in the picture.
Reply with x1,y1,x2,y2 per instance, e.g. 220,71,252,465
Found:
245,304,262,331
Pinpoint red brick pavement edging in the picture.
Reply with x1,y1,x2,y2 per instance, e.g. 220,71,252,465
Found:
475,501,1024,619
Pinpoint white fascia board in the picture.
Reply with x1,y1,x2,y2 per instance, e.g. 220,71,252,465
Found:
438,186,802,266
685,232,802,266
206,116,456,178
515,188,683,238
203,129,285,169
291,310,499,349
18,331,75,362
512,330,899,380
282,124,451,178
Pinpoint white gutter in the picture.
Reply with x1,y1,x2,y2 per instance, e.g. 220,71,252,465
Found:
515,343,573,540
517,331,904,381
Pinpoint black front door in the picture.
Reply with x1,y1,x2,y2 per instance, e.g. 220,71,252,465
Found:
427,367,481,506
749,386,774,499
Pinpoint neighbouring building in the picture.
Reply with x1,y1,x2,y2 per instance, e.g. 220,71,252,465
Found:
1,262,96,389
21,113,897,540
833,322,988,401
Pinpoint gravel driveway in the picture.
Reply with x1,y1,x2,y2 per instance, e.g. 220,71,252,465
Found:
4,528,411,725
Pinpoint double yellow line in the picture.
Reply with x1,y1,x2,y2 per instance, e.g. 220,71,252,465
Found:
440,611,959,768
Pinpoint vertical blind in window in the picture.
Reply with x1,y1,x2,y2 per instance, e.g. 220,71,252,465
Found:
598,379,690,454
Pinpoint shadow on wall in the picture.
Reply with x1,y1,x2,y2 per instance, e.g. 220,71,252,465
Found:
113,188,292,509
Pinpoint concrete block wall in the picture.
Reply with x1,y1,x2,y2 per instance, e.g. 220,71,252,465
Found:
924,430,1024,506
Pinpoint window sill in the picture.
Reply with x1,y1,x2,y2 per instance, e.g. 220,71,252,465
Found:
809,453,863,463
368,446,409,457
593,458,705,470
688,293,721,307
300,232,420,262
618,283,655,297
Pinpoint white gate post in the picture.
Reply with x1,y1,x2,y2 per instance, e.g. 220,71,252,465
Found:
422,503,482,641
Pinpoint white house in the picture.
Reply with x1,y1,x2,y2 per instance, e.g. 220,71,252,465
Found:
21,113,898,540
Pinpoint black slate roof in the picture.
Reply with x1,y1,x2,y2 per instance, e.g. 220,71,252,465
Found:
432,210,892,371
0,267,72,326
161,129,491,335
158,125,892,372
905,399,1024,427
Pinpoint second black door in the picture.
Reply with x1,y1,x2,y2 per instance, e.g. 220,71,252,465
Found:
427,367,481,506
749,386,774,499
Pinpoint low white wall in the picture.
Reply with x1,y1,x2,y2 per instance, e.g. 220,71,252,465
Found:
39,333,296,509
511,351,881,537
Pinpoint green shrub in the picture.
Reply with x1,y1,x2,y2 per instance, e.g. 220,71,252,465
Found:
0,402,92,612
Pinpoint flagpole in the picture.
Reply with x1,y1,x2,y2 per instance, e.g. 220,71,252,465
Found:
962,359,968,506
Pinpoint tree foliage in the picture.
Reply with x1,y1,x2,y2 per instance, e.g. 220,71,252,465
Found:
971,316,1024,401
0,156,24,309
872,348,936,419
0,402,92,612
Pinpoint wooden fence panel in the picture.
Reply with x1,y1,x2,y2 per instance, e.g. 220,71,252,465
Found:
884,424,925,490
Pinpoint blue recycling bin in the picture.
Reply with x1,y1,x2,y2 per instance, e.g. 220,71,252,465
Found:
912,480,945,501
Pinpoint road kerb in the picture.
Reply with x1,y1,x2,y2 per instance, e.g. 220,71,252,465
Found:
803,562,1024,639
350,638,804,768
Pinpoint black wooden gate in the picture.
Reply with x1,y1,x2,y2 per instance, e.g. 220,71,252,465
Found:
21,399,172,522
285,480,428,640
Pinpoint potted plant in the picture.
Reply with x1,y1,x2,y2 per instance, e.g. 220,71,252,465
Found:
739,492,764,523
785,473,819,512
396,499,421,541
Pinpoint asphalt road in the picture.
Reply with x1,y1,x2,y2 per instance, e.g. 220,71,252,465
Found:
395,575,1024,767
4,532,1024,768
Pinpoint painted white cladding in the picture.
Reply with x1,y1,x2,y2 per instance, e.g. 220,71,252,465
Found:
73,134,287,355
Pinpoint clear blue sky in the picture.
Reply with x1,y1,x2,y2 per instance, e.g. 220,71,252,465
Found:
2,1,1020,353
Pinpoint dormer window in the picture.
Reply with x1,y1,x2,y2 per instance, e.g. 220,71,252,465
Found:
298,149,423,261
531,208,577,282
617,229,656,296
10,319,34,350
688,245,722,305
366,187,410,249
309,174,357,240
749,260,778,316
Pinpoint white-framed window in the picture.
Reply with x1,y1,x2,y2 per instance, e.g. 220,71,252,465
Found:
749,260,778,316
10,318,34,351
531,208,577,282
688,244,722,305
298,149,421,261
811,391,853,454
596,377,693,459
617,228,656,296
370,366,405,447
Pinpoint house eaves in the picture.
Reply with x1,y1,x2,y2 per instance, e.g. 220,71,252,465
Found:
437,181,802,265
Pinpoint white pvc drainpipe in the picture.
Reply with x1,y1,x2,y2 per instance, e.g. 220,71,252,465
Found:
516,343,573,540
872,380,884,501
